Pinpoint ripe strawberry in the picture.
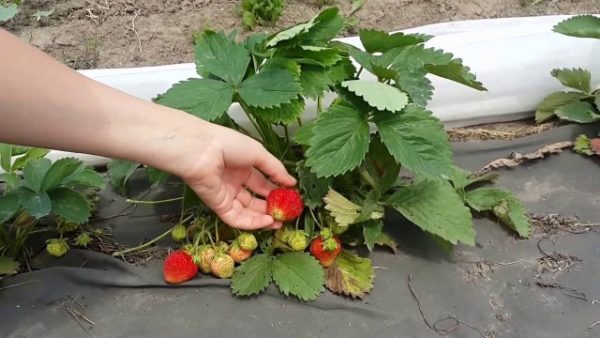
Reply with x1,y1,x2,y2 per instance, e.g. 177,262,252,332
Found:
228,241,252,263
46,238,69,257
267,188,304,222
309,236,342,267
237,233,258,251
163,251,198,284
288,230,308,251
197,245,215,274
171,224,187,242
591,138,600,154
211,252,235,279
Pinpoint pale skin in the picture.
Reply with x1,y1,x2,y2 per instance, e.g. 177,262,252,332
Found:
0,28,296,230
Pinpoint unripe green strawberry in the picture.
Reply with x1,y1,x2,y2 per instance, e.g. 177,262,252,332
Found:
46,238,69,257
211,252,235,279
267,188,304,222
197,246,215,274
228,241,252,263
57,218,80,233
171,224,187,242
275,226,293,244
288,231,308,251
75,233,92,247
237,233,258,251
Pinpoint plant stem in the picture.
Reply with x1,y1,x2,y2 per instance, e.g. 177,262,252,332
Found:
112,227,172,257
125,197,183,205
358,167,378,189
317,95,323,115
356,66,364,78
296,117,303,127
214,219,219,243
309,208,322,230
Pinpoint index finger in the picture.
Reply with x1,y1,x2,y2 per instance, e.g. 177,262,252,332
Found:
254,147,297,188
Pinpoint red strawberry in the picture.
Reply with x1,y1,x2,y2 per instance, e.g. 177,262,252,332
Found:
163,251,198,284
309,236,342,267
267,188,304,222
591,138,600,154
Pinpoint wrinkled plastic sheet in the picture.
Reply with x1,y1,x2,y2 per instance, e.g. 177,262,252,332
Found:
1,123,599,338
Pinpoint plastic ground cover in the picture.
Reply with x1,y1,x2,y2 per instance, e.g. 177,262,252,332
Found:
1,123,599,338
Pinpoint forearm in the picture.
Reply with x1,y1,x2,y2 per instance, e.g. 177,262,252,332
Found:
0,29,212,176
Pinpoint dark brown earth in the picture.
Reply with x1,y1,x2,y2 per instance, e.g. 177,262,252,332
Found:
1,0,598,70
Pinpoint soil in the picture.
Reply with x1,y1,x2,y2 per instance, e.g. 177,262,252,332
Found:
1,0,598,70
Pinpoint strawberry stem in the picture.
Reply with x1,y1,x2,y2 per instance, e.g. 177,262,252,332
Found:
112,227,172,257
309,208,322,230
125,197,183,205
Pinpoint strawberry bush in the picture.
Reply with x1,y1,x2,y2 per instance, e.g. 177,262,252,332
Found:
534,15,600,157
0,145,104,275
109,7,532,300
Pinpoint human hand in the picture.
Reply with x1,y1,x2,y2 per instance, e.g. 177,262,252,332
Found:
177,125,297,230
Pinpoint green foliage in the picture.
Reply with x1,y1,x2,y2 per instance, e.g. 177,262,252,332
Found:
241,0,285,30
0,147,103,266
0,2,18,22
127,7,527,301
537,17,600,125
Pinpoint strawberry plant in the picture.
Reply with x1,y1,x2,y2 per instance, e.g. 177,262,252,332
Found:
0,144,104,274
240,0,285,30
535,15,600,157
109,7,531,301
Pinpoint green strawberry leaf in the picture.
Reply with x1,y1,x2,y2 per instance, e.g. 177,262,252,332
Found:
465,188,531,238
70,169,105,189
156,79,234,121
465,188,512,211
16,188,51,218
194,31,250,85
387,179,475,246
341,80,409,112
362,220,383,252
0,143,12,172
555,101,600,123
0,173,21,190
302,7,345,44
299,65,334,100
267,22,314,48
294,122,315,147
425,60,486,91
375,105,453,179
231,254,273,297
22,158,52,192
359,29,430,53
325,250,373,299
272,252,325,301
366,135,401,192
374,232,398,254
296,161,331,209
394,69,434,106
146,167,169,188
107,159,141,195
48,188,91,224
305,103,370,177
41,158,83,192
0,256,20,275
551,68,592,93
281,46,342,67
252,97,305,124
11,147,50,171
0,3,18,22
553,15,600,39
0,193,20,224
535,91,589,123
238,67,302,108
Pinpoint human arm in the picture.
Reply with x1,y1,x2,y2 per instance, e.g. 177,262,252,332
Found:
0,28,296,230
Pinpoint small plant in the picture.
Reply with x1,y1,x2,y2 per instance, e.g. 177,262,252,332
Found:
535,15,600,156
240,0,285,30
0,144,104,275
0,0,21,22
109,7,531,301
